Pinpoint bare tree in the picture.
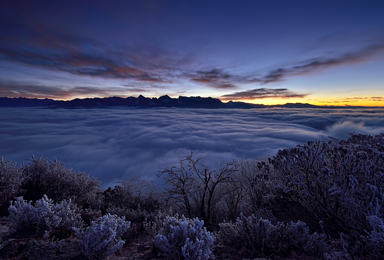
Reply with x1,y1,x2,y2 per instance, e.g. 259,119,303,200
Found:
158,152,238,226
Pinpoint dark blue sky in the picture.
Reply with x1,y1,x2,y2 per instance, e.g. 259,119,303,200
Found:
1,0,384,105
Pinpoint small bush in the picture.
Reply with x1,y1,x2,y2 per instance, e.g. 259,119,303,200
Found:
101,176,163,223
365,214,384,255
80,208,103,226
154,214,215,260
106,206,148,223
0,158,24,215
7,195,82,236
8,239,79,260
219,214,327,258
286,220,327,257
22,156,101,207
73,213,130,260
143,209,173,238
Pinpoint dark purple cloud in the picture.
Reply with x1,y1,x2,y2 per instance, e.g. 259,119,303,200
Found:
0,12,184,84
221,88,309,100
257,40,384,84
184,38,384,90
189,69,238,89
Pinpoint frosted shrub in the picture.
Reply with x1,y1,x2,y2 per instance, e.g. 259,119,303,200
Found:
228,214,280,256
143,209,173,238
366,215,384,254
0,158,24,214
114,176,161,212
7,195,82,236
270,133,384,237
218,214,327,257
101,176,162,224
22,156,100,207
286,220,327,256
73,213,130,259
342,214,384,257
105,206,149,224
80,207,103,226
232,159,275,220
154,214,215,260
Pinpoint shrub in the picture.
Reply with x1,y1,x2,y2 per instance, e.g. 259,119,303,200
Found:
339,214,384,258
154,214,215,260
224,159,275,221
286,220,327,257
365,214,384,255
114,176,162,212
73,213,130,260
7,195,83,236
269,133,384,237
106,206,148,224
143,209,174,238
102,176,162,223
21,156,101,207
7,239,79,260
80,208,103,226
218,214,327,258
0,158,24,215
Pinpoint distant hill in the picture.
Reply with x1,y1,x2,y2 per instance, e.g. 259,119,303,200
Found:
0,96,370,109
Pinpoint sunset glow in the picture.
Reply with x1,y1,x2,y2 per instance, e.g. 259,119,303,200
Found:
0,1,384,106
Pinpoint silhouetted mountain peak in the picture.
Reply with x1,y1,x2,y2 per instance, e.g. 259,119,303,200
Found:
0,95,335,109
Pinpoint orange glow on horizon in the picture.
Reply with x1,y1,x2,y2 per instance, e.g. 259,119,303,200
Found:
221,97,384,107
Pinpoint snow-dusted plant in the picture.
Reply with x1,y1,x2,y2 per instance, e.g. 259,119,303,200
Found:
232,213,280,256
22,156,101,207
365,214,384,254
285,220,327,256
73,213,130,260
7,195,82,236
0,158,24,213
219,214,327,257
143,209,173,238
342,213,384,257
270,133,384,237
154,214,215,260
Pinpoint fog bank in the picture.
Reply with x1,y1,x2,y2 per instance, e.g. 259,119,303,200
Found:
1,107,383,187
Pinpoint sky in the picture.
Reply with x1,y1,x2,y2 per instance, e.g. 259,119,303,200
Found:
1,0,384,106
1,107,384,187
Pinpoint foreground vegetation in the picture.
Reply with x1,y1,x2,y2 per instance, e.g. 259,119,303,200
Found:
0,133,383,259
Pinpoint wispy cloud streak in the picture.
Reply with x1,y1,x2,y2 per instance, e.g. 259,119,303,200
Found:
257,40,384,84
221,88,309,100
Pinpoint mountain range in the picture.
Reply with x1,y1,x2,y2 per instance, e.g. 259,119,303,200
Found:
0,95,361,109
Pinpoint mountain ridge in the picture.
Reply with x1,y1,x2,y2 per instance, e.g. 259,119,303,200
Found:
0,96,371,109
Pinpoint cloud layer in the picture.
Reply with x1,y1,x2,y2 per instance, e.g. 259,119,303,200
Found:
1,107,383,188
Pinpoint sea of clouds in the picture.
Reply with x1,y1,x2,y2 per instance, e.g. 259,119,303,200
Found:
1,107,383,188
